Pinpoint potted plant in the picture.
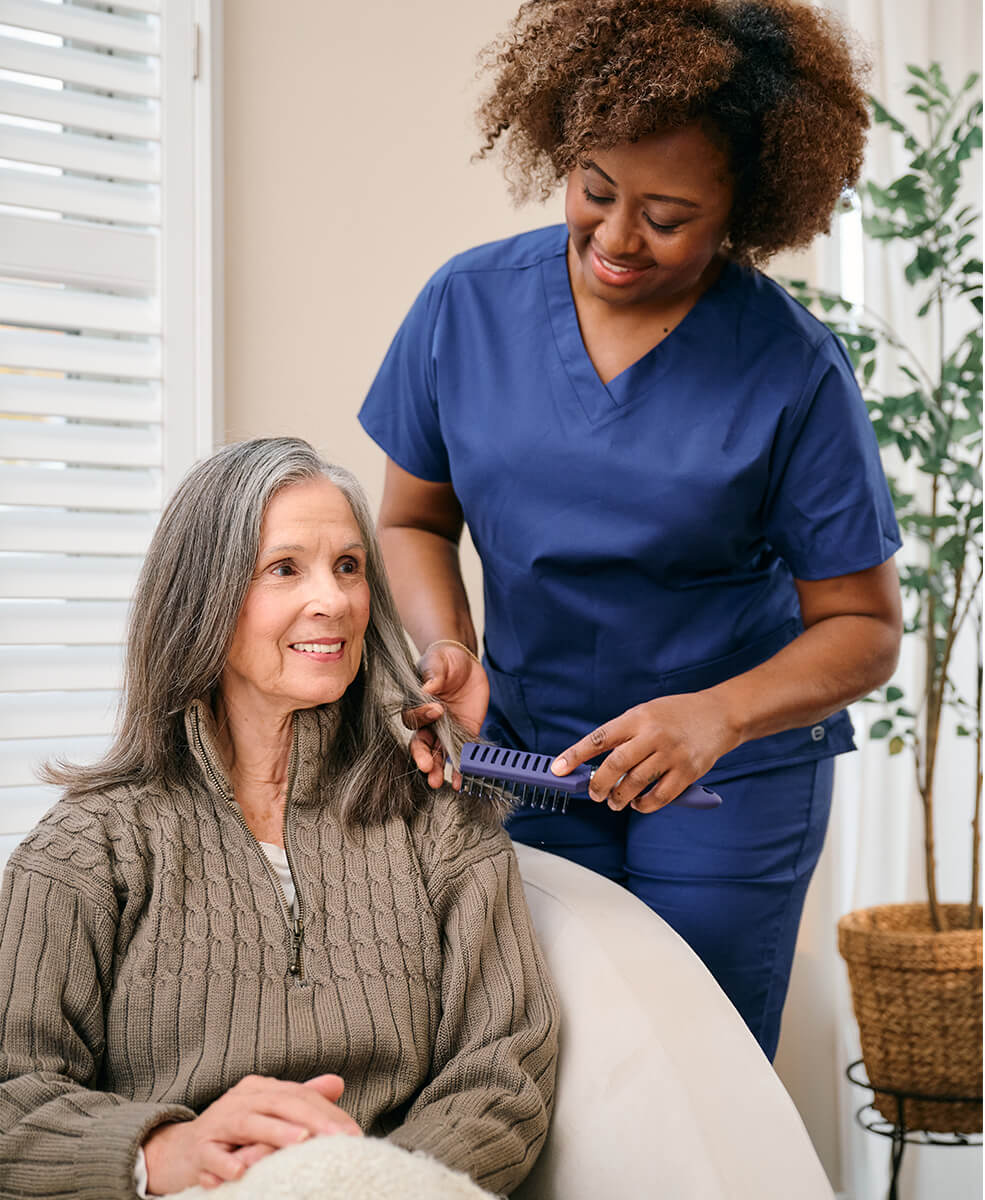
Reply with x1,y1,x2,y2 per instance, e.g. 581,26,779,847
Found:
787,64,982,1133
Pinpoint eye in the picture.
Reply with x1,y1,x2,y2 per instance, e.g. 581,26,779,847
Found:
269,560,297,577
582,185,613,206
643,212,681,233
336,556,362,575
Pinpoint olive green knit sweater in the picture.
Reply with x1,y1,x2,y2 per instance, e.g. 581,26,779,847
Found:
0,702,558,1199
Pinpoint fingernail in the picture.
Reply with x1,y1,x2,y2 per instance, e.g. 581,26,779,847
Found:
295,1129,310,1143
551,757,567,775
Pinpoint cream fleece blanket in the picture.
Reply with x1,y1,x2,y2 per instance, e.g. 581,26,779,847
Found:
162,1134,498,1200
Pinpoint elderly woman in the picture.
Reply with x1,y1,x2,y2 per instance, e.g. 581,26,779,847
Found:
0,439,558,1199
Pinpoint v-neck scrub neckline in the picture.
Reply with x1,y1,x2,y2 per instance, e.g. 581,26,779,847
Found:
542,237,735,422
359,224,901,784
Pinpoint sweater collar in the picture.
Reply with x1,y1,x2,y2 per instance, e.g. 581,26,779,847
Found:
184,699,342,807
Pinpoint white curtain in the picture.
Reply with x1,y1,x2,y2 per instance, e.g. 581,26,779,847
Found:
774,5,983,1199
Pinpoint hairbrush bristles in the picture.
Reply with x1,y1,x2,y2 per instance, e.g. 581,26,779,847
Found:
457,741,723,812
458,742,592,813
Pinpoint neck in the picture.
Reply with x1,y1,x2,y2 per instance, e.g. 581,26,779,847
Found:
212,689,295,841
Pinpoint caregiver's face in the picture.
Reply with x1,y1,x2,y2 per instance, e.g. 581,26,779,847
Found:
564,122,735,310
222,478,371,716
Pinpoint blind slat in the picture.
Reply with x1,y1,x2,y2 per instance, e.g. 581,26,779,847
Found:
0,555,142,600
0,375,161,423
0,601,129,646
0,213,156,294
0,167,159,226
0,510,156,555
0,328,161,378
0,691,119,740
4,0,159,57
0,735,111,787
0,646,124,692
3,418,161,467
0,464,160,511
0,34,160,98
1,124,160,183
0,281,158,336
0,78,159,140
101,0,162,13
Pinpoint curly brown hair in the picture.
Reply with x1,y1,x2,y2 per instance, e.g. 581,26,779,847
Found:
476,0,869,264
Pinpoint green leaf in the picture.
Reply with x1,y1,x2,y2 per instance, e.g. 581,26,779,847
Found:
889,736,906,755
868,96,907,134
886,685,904,701
870,719,893,738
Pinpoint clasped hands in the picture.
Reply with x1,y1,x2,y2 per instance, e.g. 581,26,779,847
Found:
143,1073,361,1193
405,642,734,812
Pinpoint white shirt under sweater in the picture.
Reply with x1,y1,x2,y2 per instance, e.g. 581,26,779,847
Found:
135,841,297,1197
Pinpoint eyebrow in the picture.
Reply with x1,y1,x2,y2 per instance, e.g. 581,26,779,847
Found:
584,160,701,209
261,541,367,555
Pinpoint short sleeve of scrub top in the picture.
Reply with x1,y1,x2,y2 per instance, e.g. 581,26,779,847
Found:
360,225,901,780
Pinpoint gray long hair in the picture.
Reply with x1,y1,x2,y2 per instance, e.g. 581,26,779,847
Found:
43,438,488,826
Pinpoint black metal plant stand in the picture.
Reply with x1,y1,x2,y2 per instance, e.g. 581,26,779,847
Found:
846,1060,982,1200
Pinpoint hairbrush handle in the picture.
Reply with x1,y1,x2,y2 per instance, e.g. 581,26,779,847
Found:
587,767,722,810
548,761,721,809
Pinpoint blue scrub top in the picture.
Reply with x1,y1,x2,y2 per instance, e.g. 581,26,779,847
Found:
360,225,901,782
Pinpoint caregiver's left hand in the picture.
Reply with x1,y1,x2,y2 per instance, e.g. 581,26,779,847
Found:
551,692,737,813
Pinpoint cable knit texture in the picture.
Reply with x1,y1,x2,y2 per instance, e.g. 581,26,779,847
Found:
0,702,558,1199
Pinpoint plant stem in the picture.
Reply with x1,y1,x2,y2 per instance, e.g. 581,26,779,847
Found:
972,591,983,930
919,281,948,931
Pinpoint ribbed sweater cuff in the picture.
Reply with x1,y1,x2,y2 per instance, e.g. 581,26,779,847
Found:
73,1102,194,1200
387,1120,512,1197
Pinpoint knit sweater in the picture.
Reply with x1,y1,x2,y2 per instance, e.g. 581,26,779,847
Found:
0,701,558,1199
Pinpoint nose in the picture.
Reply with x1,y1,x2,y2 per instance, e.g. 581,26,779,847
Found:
305,568,349,619
595,202,645,258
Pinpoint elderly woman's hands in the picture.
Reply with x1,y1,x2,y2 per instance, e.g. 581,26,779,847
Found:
403,640,489,788
143,1074,361,1193
552,691,736,813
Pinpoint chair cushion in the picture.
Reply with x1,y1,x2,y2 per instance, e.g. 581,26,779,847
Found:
513,842,834,1200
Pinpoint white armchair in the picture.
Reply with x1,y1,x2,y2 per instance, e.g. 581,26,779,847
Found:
512,842,834,1200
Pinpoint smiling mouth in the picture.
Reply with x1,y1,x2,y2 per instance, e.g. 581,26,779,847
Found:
290,641,343,655
590,245,654,283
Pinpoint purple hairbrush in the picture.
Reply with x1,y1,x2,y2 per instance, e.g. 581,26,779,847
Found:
458,741,722,813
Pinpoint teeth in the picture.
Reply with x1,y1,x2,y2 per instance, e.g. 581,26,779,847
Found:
292,642,342,654
595,250,638,274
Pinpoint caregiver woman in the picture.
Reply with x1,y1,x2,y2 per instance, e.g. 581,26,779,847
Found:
358,0,902,1059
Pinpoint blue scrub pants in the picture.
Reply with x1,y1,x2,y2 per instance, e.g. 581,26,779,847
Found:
505,757,834,1061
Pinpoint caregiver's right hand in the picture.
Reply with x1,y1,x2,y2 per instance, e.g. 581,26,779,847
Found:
404,640,490,788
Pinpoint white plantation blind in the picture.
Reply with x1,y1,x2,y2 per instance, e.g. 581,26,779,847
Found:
0,0,218,863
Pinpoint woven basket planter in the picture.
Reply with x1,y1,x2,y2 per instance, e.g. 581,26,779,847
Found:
838,903,982,1133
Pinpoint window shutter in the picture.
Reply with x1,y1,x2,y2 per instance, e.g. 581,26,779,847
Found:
0,0,217,861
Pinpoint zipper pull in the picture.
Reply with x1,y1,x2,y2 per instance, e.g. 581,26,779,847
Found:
289,916,304,979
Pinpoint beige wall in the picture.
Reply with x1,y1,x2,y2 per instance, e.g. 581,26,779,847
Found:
223,0,564,498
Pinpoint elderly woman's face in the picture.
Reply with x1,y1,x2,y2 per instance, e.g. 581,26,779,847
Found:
564,122,734,310
221,478,371,716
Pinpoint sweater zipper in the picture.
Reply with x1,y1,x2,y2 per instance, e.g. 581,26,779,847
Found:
191,706,307,985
